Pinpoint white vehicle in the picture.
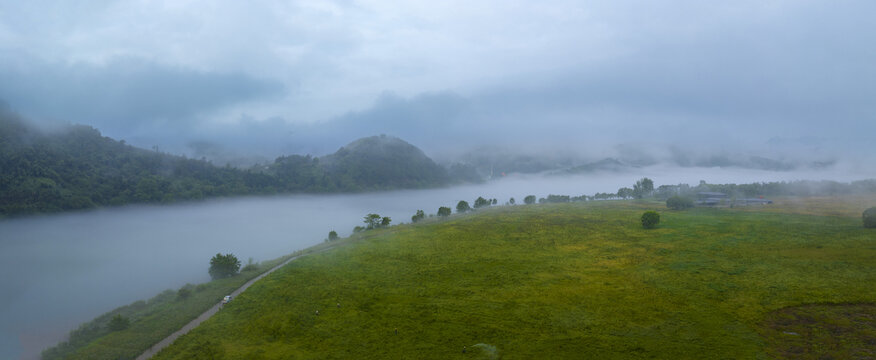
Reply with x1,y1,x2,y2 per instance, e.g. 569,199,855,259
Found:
222,295,232,305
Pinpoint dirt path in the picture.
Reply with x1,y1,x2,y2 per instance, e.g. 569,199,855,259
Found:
136,247,335,359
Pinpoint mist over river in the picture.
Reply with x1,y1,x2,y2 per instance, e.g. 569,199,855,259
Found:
2,166,874,359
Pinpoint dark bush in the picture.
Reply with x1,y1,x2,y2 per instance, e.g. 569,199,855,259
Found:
641,211,660,229
208,253,241,280
437,206,451,217
456,200,471,213
864,207,876,228
666,196,694,210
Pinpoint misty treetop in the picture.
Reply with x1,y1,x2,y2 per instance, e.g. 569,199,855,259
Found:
411,210,425,223
456,200,471,213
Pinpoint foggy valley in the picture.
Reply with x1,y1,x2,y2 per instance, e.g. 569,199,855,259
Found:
1,1,876,359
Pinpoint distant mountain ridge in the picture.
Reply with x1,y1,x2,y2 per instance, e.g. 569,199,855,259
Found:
0,110,450,217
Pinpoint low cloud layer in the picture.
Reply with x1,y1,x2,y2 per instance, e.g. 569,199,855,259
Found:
1,1,874,165
0,57,285,136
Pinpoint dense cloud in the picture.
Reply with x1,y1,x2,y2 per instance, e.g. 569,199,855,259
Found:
0,0,874,163
0,57,285,136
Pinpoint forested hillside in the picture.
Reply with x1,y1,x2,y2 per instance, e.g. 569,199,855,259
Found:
0,110,450,217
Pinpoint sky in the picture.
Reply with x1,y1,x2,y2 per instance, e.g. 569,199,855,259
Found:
0,0,874,164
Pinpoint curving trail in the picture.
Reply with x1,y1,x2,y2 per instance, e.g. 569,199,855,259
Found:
136,247,336,359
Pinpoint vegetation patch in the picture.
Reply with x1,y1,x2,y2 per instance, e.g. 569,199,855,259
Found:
151,199,876,359
761,303,876,359
41,255,291,360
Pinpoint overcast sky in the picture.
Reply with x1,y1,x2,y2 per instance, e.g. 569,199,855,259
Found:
1,0,874,162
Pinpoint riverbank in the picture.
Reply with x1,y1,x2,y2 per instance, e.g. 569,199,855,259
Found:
41,254,296,360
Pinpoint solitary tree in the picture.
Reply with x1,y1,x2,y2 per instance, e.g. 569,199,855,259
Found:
864,207,876,228
437,206,451,217
456,200,471,213
509,197,516,205
641,211,660,229
411,210,425,223
328,230,339,241
617,187,634,199
380,216,392,228
524,195,536,205
209,253,242,280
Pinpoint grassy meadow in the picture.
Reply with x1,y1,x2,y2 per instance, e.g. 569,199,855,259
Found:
42,256,293,360
151,196,876,359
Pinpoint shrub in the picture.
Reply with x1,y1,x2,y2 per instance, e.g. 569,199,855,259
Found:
641,211,660,229
524,195,536,205
328,230,339,241
864,207,876,228
666,196,694,210
457,200,471,213
437,206,451,217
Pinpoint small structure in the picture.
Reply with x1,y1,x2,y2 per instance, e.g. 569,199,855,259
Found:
696,192,727,206
222,295,232,305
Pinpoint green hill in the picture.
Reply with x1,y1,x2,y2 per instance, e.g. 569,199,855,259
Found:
152,197,876,359
0,109,450,217
319,134,449,190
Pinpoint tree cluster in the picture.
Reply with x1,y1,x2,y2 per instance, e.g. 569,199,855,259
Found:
363,213,391,230
538,195,570,204
666,196,694,210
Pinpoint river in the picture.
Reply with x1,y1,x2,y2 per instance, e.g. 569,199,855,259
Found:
1,165,872,359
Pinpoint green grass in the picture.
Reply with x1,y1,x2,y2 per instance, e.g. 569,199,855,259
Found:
149,197,876,359
42,255,292,360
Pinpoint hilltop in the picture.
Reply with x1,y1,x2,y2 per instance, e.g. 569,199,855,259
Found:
319,135,449,190
150,198,876,359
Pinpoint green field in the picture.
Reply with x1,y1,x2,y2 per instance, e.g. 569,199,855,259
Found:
153,197,876,359
42,256,294,360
